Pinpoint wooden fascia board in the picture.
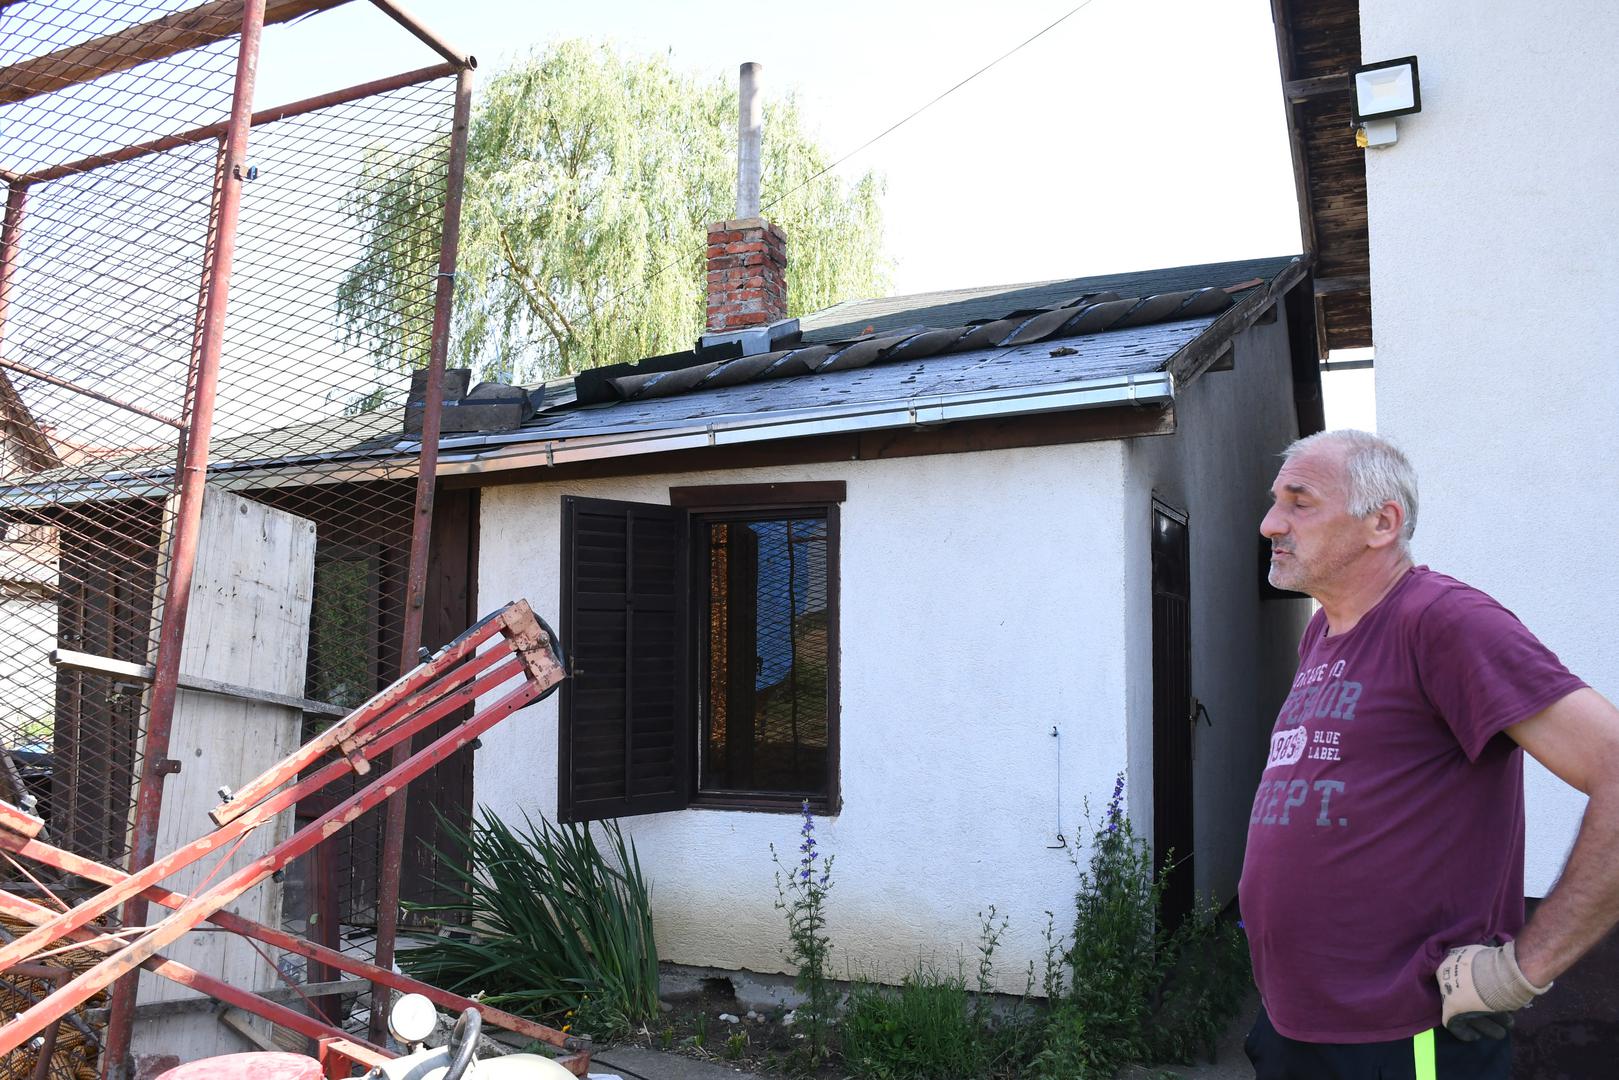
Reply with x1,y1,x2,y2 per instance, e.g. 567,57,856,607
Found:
1162,256,1313,390
1285,74,1348,102
1269,0,1320,260
0,0,354,108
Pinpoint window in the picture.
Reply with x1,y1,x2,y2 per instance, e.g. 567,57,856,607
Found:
558,483,841,822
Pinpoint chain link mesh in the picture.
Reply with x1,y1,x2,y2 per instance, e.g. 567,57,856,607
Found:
0,1,464,1065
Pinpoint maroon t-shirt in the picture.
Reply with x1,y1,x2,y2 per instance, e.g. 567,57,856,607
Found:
1238,567,1586,1043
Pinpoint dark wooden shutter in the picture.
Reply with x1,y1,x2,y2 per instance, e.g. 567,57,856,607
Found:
559,496,690,822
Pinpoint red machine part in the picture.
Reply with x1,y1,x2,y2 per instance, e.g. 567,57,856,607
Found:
156,1051,325,1080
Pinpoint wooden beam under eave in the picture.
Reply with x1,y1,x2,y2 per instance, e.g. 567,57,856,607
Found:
1314,274,1370,296
1270,0,1320,260
0,0,353,108
1285,73,1348,102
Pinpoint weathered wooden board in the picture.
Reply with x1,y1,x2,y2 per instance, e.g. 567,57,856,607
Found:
130,486,316,1073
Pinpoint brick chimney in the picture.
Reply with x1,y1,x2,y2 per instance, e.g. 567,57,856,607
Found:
705,62,789,337
705,216,787,333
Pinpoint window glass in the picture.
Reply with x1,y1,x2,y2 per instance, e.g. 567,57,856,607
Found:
700,513,829,796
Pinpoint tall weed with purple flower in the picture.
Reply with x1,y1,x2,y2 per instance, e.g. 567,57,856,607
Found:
772,800,836,1070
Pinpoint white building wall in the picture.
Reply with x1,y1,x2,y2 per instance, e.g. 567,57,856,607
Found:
1359,1,1619,894
1122,316,1313,903
475,444,1134,992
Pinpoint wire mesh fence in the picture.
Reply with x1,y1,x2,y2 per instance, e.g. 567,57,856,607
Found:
0,0,469,1069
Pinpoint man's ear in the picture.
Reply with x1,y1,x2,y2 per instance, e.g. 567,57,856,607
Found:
1367,500,1405,550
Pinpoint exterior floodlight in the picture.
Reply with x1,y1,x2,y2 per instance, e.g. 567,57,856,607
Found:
388,992,438,1047
1352,56,1421,122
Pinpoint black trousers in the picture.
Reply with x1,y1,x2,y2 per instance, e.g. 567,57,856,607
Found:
1245,1005,1512,1080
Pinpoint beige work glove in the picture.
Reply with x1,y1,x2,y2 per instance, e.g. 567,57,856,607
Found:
1436,940,1552,1041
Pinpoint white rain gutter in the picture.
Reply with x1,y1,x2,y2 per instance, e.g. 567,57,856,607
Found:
0,370,1174,509
427,369,1174,479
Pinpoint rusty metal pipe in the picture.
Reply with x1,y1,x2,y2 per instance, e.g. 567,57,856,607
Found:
101,3,269,1075
366,0,475,68
0,677,546,1055
0,355,185,429
0,653,527,972
369,60,474,1045
20,62,459,185
0,892,389,1062
0,183,25,355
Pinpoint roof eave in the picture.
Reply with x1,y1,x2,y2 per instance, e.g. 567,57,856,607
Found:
427,369,1177,481
1162,255,1312,388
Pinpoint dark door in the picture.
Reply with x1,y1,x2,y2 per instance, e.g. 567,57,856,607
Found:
1151,503,1194,927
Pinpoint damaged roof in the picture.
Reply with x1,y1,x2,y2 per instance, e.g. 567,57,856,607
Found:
0,254,1308,498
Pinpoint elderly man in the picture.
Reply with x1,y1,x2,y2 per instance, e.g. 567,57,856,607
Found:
1238,429,1619,1079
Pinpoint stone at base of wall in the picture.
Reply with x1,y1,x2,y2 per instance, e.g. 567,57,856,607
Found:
654,962,1041,1021
1513,896,1619,1079
657,963,805,1014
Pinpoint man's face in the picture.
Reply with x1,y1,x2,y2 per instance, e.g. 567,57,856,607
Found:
1260,448,1370,595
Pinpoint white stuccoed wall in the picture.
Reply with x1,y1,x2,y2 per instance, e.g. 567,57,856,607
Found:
1123,317,1313,903
475,444,1137,992
1360,2,1619,894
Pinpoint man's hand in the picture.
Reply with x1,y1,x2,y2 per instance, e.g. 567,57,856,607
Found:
1437,941,1552,1041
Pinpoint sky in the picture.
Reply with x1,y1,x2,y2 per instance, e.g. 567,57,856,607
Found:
254,0,1375,427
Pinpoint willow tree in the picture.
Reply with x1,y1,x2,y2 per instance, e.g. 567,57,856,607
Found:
339,41,887,384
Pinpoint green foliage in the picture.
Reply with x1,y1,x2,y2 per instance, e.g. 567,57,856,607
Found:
341,40,888,384
334,136,447,393
837,910,1044,1080
1030,773,1253,1078
1145,900,1253,1064
772,800,836,1071
841,964,984,1080
398,809,658,1037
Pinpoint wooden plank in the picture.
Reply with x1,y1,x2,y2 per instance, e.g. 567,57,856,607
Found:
1271,0,1320,259
50,647,348,718
131,486,317,1064
1284,73,1347,101
1164,256,1313,388
1313,273,1370,296
0,0,353,108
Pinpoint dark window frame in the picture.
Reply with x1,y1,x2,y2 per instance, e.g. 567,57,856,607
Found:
673,482,842,816
557,483,842,822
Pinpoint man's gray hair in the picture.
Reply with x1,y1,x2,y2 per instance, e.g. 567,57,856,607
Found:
1283,429,1418,544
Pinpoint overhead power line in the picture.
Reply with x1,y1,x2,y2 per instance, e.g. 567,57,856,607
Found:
762,0,1104,213
526,0,1106,376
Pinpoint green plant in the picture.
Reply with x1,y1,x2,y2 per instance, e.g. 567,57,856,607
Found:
398,809,659,1037
659,1024,675,1051
840,963,982,1080
838,909,1047,1080
771,800,836,1070
725,1030,748,1060
1029,773,1253,1078
1146,901,1253,1063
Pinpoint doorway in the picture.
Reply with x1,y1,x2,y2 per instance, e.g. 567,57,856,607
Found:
1151,500,1193,927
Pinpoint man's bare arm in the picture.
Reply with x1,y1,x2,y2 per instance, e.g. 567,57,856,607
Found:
1506,686,1619,987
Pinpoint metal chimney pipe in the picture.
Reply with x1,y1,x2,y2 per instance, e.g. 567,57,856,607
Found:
737,61,763,219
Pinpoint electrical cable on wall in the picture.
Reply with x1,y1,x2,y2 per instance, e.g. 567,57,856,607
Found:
1049,725,1067,848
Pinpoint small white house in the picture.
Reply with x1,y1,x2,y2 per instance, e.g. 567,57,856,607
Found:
440,245,1321,990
